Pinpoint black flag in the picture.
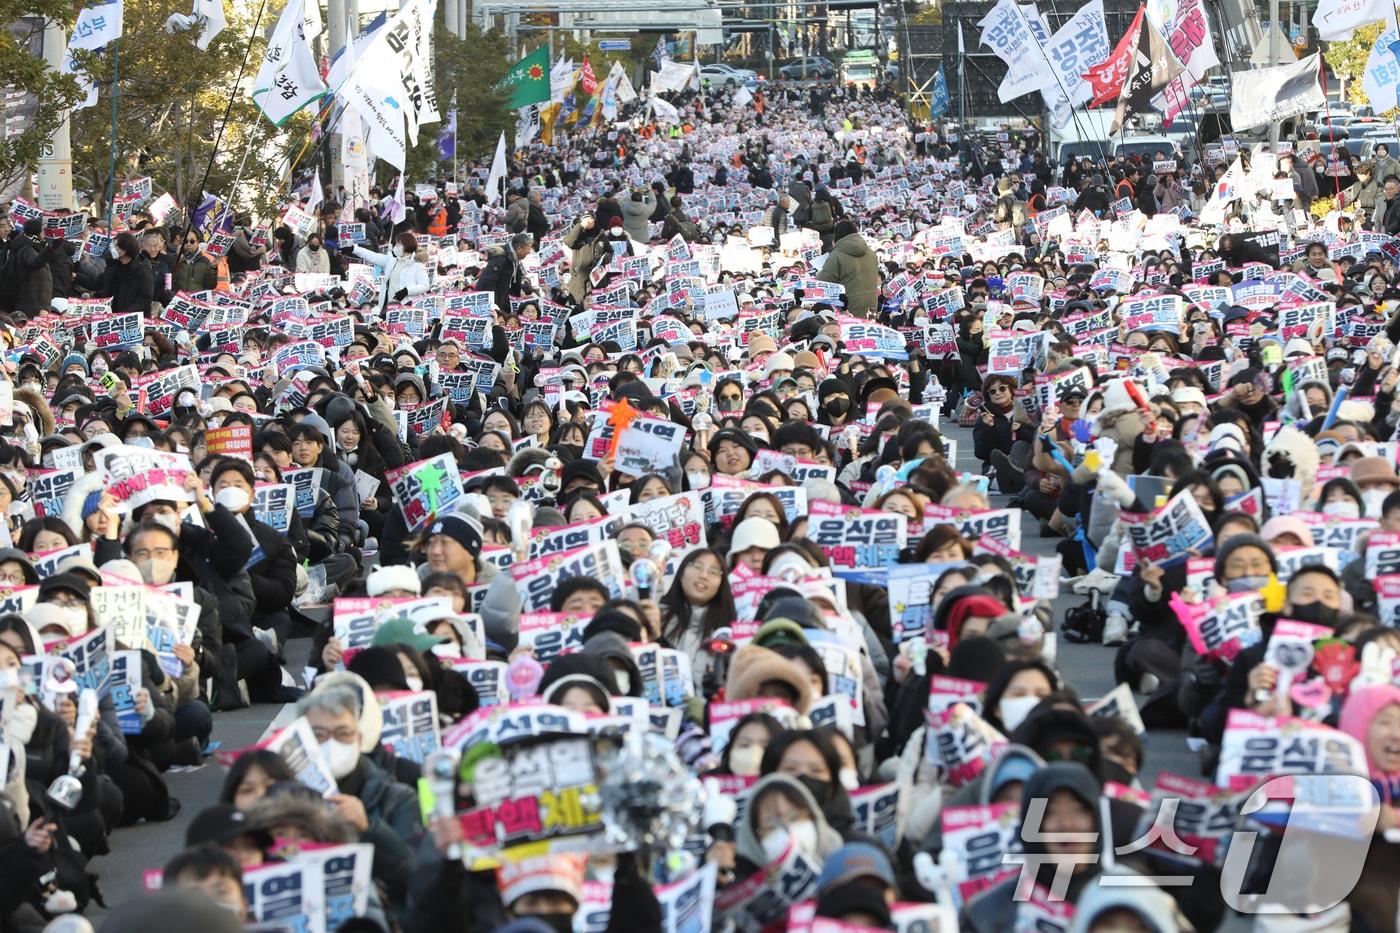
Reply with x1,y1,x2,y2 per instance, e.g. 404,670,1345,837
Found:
1111,15,1184,134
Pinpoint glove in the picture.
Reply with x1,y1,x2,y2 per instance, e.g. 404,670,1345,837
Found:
393,287,408,302
341,244,356,255
1096,469,1135,507
1189,654,1225,693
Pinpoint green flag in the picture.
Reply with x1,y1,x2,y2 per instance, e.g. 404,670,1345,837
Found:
502,46,550,109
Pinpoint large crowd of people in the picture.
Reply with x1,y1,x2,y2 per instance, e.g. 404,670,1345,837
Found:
0,73,1396,932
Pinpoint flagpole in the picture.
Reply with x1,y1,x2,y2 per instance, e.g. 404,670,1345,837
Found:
104,36,119,230
179,0,269,247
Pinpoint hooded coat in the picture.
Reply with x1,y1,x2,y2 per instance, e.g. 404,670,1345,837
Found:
732,773,845,871
816,232,879,316
962,763,1104,933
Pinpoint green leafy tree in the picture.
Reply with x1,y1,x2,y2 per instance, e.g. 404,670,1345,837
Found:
397,22,512,184
1323,23,1389,110
0,8,84,196
69,0,313,221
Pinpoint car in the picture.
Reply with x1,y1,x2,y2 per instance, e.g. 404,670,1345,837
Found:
777,57,835,80
1361,137,1399,160
1114,135,1177,162
699,64,757,88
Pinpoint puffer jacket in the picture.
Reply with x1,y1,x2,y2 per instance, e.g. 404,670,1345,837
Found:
816,231,879,315
561,221,611,304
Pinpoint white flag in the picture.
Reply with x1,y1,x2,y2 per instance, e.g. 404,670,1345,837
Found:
550,57,576,104
1363,26,1400,112
732,84,753,108
1041,0,1109,121
614,68,637,104
651,59,697,94
979,0,1057,102
192,0,225,49
1314,0,1391,40
251,0,327,126
69,0,122,50
1229,52,1325,132
515,104,541,148
958,21,965,55
1200,156,1244,225
335,0,439,170
651,95,681,125
387,174,406,225
485,132,507,207
61,50,98,110
340,116,371,208
305,168,323,213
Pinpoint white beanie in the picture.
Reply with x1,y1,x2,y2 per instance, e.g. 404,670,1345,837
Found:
366,564,422,597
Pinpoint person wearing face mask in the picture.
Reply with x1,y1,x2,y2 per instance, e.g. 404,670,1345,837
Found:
349,232,430,314
1350,456,1400,518
983,659,1059,735
817,377,855,427
171,229,217,293
715,712,784,778
208,459,299,654
97,473,288,707
1215,566,1348,728
732,773,844,878
294,232,330,274
297,685,420,909
759,728,855,834
101,231,154,315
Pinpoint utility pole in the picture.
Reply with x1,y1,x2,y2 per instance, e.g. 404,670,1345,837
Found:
36,18,74,211
1268,0,1279,147
328,0,347,190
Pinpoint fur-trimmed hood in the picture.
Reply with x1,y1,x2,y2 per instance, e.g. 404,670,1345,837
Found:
246,792,358,844
1264,424,1320,494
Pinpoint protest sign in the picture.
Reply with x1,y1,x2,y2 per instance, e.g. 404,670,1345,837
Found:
387,453,464,532
377,690,441,763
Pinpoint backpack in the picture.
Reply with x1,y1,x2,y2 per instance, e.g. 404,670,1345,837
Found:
671,211,701,242
809,199,834,231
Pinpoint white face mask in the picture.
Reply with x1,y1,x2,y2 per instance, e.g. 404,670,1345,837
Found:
1364,488,1390,518
392,244,405,259
92,362,108,376
152,512,180,533
320,738,360,778
55,605,86,635
687,470,711,489
838,767,860,791
613,670,632,695
728,744,763,776
430,642,462,660
404,675,424,693
214,486,250,513
761,819,818,864
999,694,1043,732
139,557,178,586
1323,500,1361,520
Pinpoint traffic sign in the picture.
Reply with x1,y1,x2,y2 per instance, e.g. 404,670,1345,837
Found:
598,39,631,50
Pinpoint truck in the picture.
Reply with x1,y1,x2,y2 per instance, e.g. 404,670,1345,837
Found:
1047,108,1116,164
840,49,880,89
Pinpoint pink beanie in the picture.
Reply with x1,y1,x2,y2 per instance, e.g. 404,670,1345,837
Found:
1339,684,1400,779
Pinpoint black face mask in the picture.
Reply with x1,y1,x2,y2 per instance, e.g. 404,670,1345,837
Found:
824,397,850,418
555,443,583,461
1287,601,1341,628
1099,758,1136,788
796,774,833,805
520,913,573,933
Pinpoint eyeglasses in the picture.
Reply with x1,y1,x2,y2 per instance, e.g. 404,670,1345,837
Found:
0,572,24,586
311,726,359,744
132,546,176,561
44,594,84,609
686,562,725,580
